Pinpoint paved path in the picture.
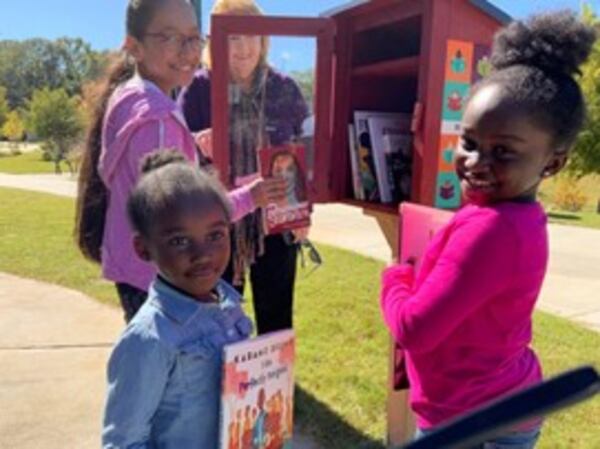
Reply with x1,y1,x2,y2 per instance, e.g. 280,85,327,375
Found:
0,271,321,449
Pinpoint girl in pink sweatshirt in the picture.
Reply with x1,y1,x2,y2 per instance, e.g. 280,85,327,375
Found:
380,12,595,447
75,0,284,322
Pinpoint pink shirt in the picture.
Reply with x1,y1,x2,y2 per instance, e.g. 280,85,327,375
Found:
99,76,255,291
381,202,546,429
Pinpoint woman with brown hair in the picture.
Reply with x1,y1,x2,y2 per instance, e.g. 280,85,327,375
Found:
178,0,310,334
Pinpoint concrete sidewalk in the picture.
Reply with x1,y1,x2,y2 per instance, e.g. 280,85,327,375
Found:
0,272,321,449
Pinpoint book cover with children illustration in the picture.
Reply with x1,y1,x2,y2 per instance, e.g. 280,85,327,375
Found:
259,145,311,234
220,329,296,449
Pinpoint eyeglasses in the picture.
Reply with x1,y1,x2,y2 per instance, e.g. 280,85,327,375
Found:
144,32,205,54
297,238,322,277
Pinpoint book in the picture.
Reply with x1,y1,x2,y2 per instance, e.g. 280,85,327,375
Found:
382,133,413,203
258,144,311,234
393,203,454,390
366,114,412,203
353,111,382,202
399,202,454,270
219,330,296,449
347,123,364,200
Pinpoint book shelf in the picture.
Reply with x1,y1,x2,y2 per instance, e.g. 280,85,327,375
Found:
208,1,510,446
351,56,420,79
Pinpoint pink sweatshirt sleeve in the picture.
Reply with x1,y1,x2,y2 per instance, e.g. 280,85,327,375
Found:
124,120,256,222
228,184,256,222
125,119,195,176
380,210,519,353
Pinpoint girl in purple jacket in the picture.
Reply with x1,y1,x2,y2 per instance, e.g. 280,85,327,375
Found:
75,0,285,322
381,11,595,447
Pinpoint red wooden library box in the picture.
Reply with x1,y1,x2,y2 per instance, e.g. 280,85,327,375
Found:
208,0,510,445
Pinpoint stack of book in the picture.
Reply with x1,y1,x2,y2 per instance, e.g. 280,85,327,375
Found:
348,111,413,204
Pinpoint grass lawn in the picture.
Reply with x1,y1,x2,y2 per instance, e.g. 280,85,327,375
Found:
0,149,62,174
0,187,599,448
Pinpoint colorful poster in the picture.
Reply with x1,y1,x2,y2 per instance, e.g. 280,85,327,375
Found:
445,40,474,83
220,330,295,449
435,172,462,209
441,81,470,122
436,40,490,209
438,135,459,172
472,44,492,83
259,144,311,234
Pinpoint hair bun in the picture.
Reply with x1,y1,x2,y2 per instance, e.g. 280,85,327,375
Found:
140,149,187,174
491,10,596,76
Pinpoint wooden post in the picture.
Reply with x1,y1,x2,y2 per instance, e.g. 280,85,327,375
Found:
363,208,415,447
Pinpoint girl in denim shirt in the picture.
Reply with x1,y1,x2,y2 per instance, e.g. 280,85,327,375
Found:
102,150,253,449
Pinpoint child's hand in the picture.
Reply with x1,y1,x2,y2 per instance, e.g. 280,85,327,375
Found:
248,177,287,208
193,129,213,159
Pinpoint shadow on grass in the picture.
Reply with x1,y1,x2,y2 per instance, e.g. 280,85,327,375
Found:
295,385,385,449
548,211,581,221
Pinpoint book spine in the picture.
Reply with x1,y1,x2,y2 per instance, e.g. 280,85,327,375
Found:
347,124,364,200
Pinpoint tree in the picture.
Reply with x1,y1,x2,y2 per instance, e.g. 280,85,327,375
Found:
289,69,315,110
571,4,600,176
2,110,25,147
0,86,8,131
0,38,107,109
26,88,84,174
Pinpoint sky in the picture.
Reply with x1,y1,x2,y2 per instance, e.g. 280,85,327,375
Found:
0,0,596,71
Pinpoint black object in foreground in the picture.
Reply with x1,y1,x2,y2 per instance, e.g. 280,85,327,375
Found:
401,365,600,449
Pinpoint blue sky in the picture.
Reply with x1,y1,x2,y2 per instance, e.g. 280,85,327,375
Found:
0,0,595,71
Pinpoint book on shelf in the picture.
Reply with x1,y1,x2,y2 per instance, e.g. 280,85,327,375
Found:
366,114,412,203
347,123,364,200
219,329,296,449
352,111,382,202
258,144,311,234
382,132,413,203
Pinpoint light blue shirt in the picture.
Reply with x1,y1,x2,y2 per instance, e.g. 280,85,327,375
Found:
102,276,253,449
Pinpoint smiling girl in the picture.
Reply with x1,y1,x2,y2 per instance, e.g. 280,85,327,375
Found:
103,150,253,449
380,11,596,447
75,0,285,322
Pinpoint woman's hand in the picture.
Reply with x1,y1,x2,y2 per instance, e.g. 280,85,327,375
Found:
193,129,213,159
248,176,287,208
291,226,310,243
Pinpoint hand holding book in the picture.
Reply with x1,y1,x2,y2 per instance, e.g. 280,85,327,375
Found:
248,176,287,208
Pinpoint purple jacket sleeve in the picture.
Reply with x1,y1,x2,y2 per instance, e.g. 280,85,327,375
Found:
380,211,519,353
228,184,256,223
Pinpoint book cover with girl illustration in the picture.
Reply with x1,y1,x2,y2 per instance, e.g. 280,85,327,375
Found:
259,145,311,234
220,329,295,449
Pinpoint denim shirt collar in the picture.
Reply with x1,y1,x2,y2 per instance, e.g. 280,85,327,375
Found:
149,276,243,325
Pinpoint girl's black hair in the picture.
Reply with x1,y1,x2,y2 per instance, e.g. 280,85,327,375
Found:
75,0,176,262
127,149,232,238
473,10,596,151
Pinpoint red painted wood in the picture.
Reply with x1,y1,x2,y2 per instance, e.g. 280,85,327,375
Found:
352,56,420,78
210,15,335,199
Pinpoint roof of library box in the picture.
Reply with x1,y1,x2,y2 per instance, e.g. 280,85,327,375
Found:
320,0,512,24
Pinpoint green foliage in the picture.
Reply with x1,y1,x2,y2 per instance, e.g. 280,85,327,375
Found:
0,85,9,130
2,110,24,142
290,69,315,109
552,175,588,212
571,4,600,176
0,38,108,109
26,88,84,173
